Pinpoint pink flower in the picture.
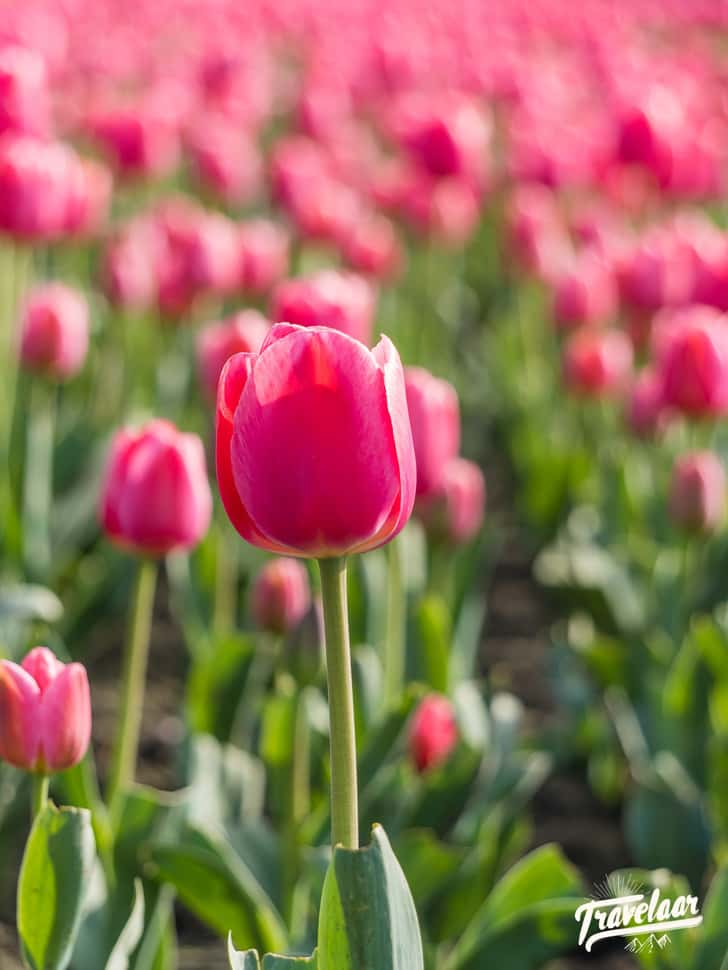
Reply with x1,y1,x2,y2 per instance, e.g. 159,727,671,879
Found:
0,647,91,773
669,451,726,535
399,95,491,184
0,135,75,241
187,117,261,206
272,270,376,346
656,308,728,418
63,157,112,238
196,310,270,399
409,694,458,774
340,213,403,280
552,251,617,330
20,283,89,380
404,367,460,497
216,324,415,558
626,369,667,439
0,45,50,138
417,457,485,544
563,329,633,398
235,220,290,296
89,105,180,179
100,420,212,557
250,557,311,635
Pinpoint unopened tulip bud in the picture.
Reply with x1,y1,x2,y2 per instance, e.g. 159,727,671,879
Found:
417,457,485,544
197,310,269,399
251,557,311,636
563,329,633,398
235,220,290,296
20,283,89,380
271,270,376,346
669,451,726,535
626,369,667,439
409,694,458,774
404,367,460,497
0,647,91,773
285,600,324,687
552,252,617,330
657,309,728,418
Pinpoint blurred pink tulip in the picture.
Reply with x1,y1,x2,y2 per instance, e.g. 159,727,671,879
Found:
563,329,633,398
89,105,180,179
0,135,74,241
417,457,485,544
187,117,262,206
404,367,460,498
272,270,376,346
20,283,89,380
626,369,667,439
197,310,269,398
0,647,91,773
341,213,403,280
100,419,212,556
552,251,617,330
656,308,728,418
235,220,290,296
669,451,726,534
216,323,416,557
250,557,311,635
0,45,50,138
409,694,458,773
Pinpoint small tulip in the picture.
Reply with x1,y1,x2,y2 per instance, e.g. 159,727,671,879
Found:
552,252,617,330
0,45,50,138
187,117,261,206
409,694,458,774
216,323,416,557
20,283,89,380
0,647,91,773
626,369,667,439
89,106,180,179
417,457,485,544
100,419,212,557
0,135,74,241
404,367,460,497
669,451,726,535
563,329,633,398
271,270,376,346
197,310,269,399
340,213,403,280
656,309,728,418
250,557,312,635
235,220,290,296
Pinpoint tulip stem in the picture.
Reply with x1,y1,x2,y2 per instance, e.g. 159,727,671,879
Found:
22,379,56,581
318,556,358,849
31,774,49,820
213,521,238,635
383,537,405,709
107,558,158,816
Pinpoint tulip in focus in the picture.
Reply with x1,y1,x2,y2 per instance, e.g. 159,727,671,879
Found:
197,310,269,399
0,647,91,773
417,457,485,544
251,557,312,635
409,694,458,774
100,419,212,556
272,270,376,346
404,367,460,497
216,323,416,557
20,283,89,380
669,451,726,535
563,329,633,398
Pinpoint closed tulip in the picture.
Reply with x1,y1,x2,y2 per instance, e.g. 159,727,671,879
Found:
100,419,212,556
20,283,89,380
251,557,311,635
409,694,458,774
216,323,415,557
626,369,667,439
669,451,726,535
197,310,269,399
0,647,91,773
552,251,617,330
235,219,290,295
563,329,633,398
404,367,460,497
0,135,74,241
417,457,485,544
271,270,375,346
657,309,728,418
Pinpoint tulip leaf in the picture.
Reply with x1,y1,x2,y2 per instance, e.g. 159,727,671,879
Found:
0,584,63,623
692,867,728,970
106,879,145,970
18,803,96,970
318,825,424,970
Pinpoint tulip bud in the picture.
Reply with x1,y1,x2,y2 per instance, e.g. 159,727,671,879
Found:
0,45,50,138
409,694,458,774
626,369,667,439
216,324,416,557
563,329,633,398
0,135,75,241
552,251,617,330
20,283,89,380
656,309,728,418
669,451,726,535
417,457,485,544
404,367,460,497
271,270,376,346
0,647,91,773
340,213,403,280
235,220,290,296
89,105,180,180
100,419,212,557
251,557,312,636
196,310,269,399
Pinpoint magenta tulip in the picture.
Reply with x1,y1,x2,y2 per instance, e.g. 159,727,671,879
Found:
0,647,91,773
272,270,376,346
563,329,633,398
100,419,212,557
197,310,269,400
417,457,486,544
250,557,311,635
216,323,415,558
19,283,89,381
657,309,728,419
552,251,617,330
409,694,458,774
235,219,290,296
669,451,726,535
626,369,667,439
404,367,460,498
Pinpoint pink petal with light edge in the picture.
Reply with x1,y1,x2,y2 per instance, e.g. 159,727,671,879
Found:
0,661,41,769
232,327,400,556
40,663,91,771
22,646,63,693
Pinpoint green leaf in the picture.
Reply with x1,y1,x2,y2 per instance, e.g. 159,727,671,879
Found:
227,937,318,970
0,584,63,623
17,803,96,970
187,634,255,741
106,880,145,970
416,595,451,693
189,733,265,828
693,867,728,970
318,825,424,970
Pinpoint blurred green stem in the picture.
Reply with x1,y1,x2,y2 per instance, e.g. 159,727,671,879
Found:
318,556,358,849
383,537,405,708
284,689,311,929
107,558,158,816
213,521,238,635
31,774,49,820
22,379,56,581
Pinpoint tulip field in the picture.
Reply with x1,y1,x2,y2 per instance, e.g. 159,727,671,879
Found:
4,1,728,969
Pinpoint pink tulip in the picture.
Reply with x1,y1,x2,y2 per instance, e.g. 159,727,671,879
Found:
563,329,633,398
656,308,728,418
0,647,91,773
340,213,403,280
89,105,180,179
63,157,112,238
417,457,485,543
250,557,311,635
409,694,458,774
626,369,667,439
235,220,290,296
20,283,89,380
0,135,74,241
0,45,50,138
187,117,261,206
404,367,460,497
398,95,491,184
197,310,269,399
669,451,726,535
271,270,376,346
103,218,158,311
552,251,617,330
100,419,212,557
216,324,415,558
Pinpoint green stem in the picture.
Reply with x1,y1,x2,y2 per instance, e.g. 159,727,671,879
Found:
107,558,158,815
31,774,49,820
22,380,56,581
213,522,238,635
318,556,358,849
383,537,405,709
283,689,311,928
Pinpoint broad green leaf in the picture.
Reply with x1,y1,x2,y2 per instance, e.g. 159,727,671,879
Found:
18,803,96,970
189,733,265,828
187,634,255,741
416,595,451,693
318,825,424,970
0,584,63,623
227,936,318,970
106,880,145,970
693,868,728,970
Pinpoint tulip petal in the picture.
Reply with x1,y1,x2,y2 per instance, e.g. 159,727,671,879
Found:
0,661,41,769
22,646,63,694
40,663,91,772
232,328,400,556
